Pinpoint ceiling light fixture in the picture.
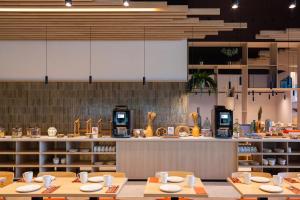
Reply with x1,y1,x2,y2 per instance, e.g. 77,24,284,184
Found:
232,0,240,9
89,26,92,84
123,0,130,7
65,0,72,7
45,25,48,85
143,26,146,86
289,0,296,9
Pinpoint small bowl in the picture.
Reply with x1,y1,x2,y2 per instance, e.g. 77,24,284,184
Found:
262,159,268,165
274,148,285,153
263,148,272,153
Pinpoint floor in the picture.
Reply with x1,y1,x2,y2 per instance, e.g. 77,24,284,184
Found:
5,181,286,200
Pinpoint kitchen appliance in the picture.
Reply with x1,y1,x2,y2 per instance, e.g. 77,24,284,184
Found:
211,105,233,138
112,105,133,138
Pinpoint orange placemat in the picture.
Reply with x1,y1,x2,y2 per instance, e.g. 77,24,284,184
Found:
72,178,80,183
287,186,300,194
42,186,60,194
230,177,241,183
148,177,159,183
285,178,299,183
194,187,207,195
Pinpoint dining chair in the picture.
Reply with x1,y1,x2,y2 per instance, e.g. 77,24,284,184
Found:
0,171,14,200
156,171,194,200
239,172,272,200
37,171,76,200
278,172,300,200
88,172,126,200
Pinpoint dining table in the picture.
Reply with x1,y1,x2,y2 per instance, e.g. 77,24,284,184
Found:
143,176,208,200
227,176,300,200
0,177,127,200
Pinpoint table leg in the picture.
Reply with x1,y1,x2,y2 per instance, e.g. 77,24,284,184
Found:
257,198,268,200
89,197,98,200
31,198,43,200
170,197,179,200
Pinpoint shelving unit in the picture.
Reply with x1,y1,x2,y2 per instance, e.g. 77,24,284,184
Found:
0,139,116,178
237,140,300,175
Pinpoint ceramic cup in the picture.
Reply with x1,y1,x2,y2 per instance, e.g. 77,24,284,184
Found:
60,158,66,164
43,175,53,189
287,147,292,153
103,175,113,187
186,175,195,188
78,172,88,184
242,172,251,184
160,172,168,184
273,175,283,186
53,157,59,165
23,171,33,183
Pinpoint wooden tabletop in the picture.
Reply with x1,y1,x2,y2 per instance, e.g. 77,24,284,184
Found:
143,177,208,198
0,177,127,197
227,177,300,198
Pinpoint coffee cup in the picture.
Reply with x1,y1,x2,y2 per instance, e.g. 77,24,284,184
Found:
186,175,195,187
43,175,53,189
78,172,88,184
159,172,168,184
23,171,33,183
242,172,251,184
273,175,283,186
103,175,113,187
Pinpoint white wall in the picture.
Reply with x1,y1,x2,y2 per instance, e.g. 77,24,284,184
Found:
0,40,187,81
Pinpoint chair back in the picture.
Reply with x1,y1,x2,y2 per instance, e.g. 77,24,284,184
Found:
88,172,126,178
0,171,14,187
250,172,272,178
37,172,76,178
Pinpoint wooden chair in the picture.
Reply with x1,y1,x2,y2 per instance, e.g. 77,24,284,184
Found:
37,172,76,200
278,172,300,200
239,172,272,200
0,171,14,200
37,171,76,178
156,171,194,200
88,172,126,200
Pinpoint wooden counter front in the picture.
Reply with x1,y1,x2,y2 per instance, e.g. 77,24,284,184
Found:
116,140,237,180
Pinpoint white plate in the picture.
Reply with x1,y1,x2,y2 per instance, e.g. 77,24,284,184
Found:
16,184,42,193
259,185,283,193
34,175,55,183
167,176,184,183
80,184,103,192
160,184,182,193
250,176,270,183
88,176,104,183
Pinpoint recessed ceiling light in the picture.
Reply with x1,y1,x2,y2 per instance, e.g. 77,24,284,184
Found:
289,0,296,9
65,0,72,7
232,0,239,9
123,0,130,7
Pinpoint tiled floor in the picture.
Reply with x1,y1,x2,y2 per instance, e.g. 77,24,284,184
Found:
5,181,286,200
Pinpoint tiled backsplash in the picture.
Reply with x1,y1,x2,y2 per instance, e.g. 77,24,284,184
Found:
0,82,188,134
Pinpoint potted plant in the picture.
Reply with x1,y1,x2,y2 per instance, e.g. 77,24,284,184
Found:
187,72,217,93
221,47,239,64
225,86,235,111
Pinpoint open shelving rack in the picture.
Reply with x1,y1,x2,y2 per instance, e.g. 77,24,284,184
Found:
0,138,116,178
237,139,300,175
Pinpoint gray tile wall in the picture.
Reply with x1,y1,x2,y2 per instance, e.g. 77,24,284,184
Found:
0,82,188,134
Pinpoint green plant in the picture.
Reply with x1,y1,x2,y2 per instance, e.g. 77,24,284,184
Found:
221,48,239,58
187,72,217,93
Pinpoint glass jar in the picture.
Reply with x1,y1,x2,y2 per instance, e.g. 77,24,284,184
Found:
0,127,5,138
27,127,41,138
12,128,22,138
233,118,241,138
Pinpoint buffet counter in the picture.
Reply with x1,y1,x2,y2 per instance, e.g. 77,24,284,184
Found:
0,136,299,180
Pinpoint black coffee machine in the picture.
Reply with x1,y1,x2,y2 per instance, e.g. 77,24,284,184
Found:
112,105,133,138
211,105,233,138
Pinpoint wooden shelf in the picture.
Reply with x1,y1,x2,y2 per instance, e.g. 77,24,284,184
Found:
188,64,246,70
248,88,300,92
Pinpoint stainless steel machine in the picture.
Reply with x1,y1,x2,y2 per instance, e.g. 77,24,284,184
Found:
112,105,133,138
211,105,233,138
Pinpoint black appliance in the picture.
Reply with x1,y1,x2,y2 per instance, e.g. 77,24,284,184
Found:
112,105,133,138
211,105,233,138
